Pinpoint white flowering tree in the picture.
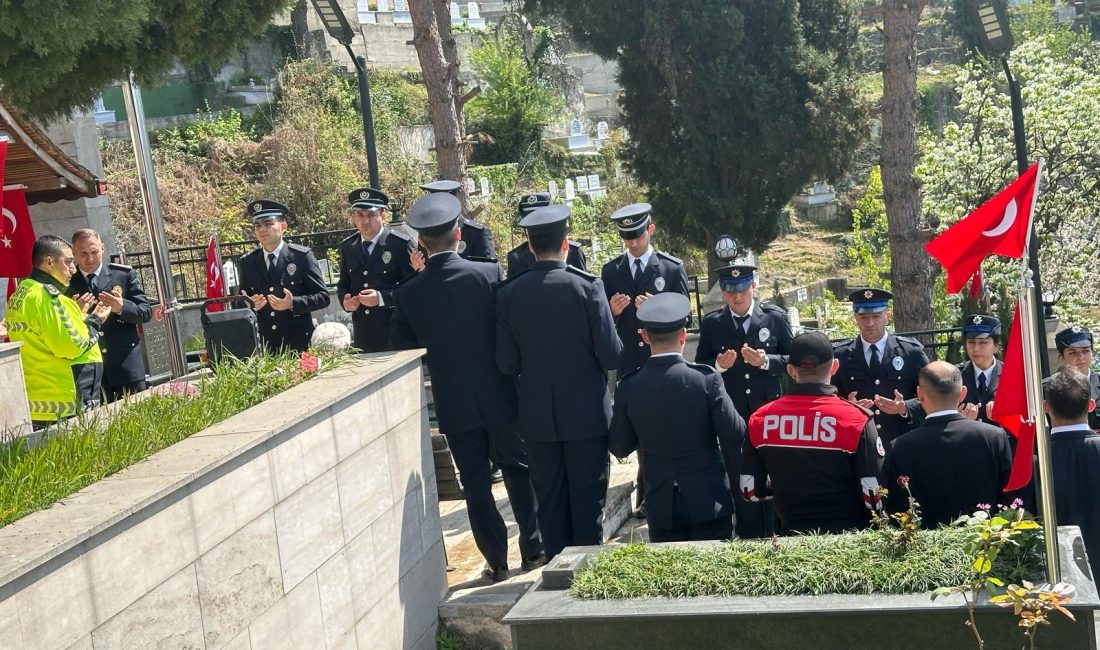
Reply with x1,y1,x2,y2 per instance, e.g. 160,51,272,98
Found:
918,30,1100,328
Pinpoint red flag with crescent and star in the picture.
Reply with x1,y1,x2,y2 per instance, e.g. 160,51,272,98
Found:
206,234,225,312
991,304,1035,491
925,163,1039,294
0,188,36,278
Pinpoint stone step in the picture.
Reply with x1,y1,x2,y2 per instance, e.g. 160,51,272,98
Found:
438,462,637,650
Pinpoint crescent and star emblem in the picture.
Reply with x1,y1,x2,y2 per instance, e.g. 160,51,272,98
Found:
1,207,16,248
982,198,1017,237
1072,326,1082,333
731,269,741,277
623,218,633,226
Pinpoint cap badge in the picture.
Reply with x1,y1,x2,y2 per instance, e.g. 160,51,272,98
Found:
623,218,633,226
863,290,874,299
1072,326,1082,333
972,315,983,324
286,263,297,275
382,251,392,264
732,269,741,277
654,277,665,291
893,356,905,371
360,190,369,199
758,327,770,342
253,202,262,212
526,195,538,204
457,241,467,254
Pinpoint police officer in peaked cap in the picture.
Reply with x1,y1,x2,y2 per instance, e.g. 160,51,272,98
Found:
420,179,497,261
831,288,929,446
237,200,330,352
1053,325,1100,430
694,262,792,538
336,187,416,353
957,314,1003,426
506,192,587,278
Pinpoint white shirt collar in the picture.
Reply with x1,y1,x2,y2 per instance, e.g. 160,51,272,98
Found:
861,334,887,352
728,300,756,322
1051,424,1094,435
627,247,653,268
263,241,285,258
428,249,457,259
926,409,960,419
973,363,994,382
649,351,682,359
83,263,105,281
365,228,385,247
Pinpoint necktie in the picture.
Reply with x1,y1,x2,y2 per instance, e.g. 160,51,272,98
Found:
734,314,749,334
633,258,643,279
978,371,987,398
268,253,277,280
364,240,373,258
869,344,881,374
87,272,97,293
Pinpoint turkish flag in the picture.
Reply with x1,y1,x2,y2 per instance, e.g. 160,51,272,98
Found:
0,132,8,211
992,304,1035,491
926,163,1039,294
206,234,225,312
0,188,35,277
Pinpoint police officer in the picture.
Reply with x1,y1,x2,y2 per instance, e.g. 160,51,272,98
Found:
741,331,885,534
68,228,153,401
506,193,587,277
601,202,689,519
238,200,330,352
832,288,929,446
881,361,1013,528
496,204,623,559
610,293,745,542
420,180,497,260
7,236,111,427
695,263,792,537
1053,325,1100,430
391,192,543,581
336,188,416,352
957,314,1002,426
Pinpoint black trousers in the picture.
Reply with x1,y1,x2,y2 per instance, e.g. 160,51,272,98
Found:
526,436,610,559
71,362,103,410
735,498,777,539
105,379,148,403
446,421,542,569
649,486,734,543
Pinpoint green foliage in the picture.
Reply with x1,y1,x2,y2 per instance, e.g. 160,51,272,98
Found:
153,107,255,158
527,0,867,255
466,34,565,165
0,349,348,528
0,0,292,119
847,167,891,291
571,524,1042,600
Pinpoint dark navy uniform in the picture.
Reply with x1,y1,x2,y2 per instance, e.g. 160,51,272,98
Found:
882,412,1013,528
336,188,416,353
1051,425,1100,580
832,289,928,445
610,293,744,542
67,261,152,400
419,180,497,261
742,332,884,534
496,204,623,559
391,192,541,575
505,192,587,277
694,264,792,538
1052,326,1100,430
953,314,1003,427
238,200,330,353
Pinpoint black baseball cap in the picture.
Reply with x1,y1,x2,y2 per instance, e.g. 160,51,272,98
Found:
789,331,834,369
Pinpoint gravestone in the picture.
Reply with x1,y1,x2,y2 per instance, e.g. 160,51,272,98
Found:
587,174,600,189
464,177,476,196
377,0,389,11
796,287,808,302
222,260,239,292
596,121,609,140
788,307,803,335
466,2,486,27
569,119,583,136
359,9,377,23
479,177,491,196
450,2,464,25
567,118,590,150
393,0,412,23
576,176,589,192
564,179,576,201
548,180,559,199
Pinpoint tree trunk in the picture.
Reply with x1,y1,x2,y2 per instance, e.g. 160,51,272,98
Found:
290,0,324,59
408,0,469,209
881,0,932,335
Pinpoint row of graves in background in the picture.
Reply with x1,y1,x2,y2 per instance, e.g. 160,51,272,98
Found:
358,0,495,27
463,172,607,205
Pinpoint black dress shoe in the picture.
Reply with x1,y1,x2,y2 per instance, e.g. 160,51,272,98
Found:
521,553,548,571
482,565,509,582
634,503,647,519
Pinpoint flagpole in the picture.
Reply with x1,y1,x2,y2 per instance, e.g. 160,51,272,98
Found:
1018,160,1059,582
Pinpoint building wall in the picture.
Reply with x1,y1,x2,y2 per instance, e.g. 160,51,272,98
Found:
0,351,446,650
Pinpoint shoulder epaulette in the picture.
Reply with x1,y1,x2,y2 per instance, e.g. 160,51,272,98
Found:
287,243,312,254
240,248,261,260
508,242,529,256
618,365,643,383
463,219,486,230
895,335,924,349
107,262,132,271
43,283,60,297
498,270,527,289
566,266,597,282
656,250,682,265
568,240,583,249
686,361,717,376
761,302,787,315
833,337,858,351
387,228,411,242
340,232,359,245
465,255,498,264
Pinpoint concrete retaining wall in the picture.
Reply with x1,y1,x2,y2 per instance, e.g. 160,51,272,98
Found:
0,349,446,650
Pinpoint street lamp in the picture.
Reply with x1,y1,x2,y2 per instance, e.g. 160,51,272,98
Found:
714,235,740,263
310,0,380,190
967,0,1049,378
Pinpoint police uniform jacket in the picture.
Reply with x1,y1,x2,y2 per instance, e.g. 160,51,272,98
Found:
1051,427,1100,578
458,217,496,260
600,250,689,373
67,263,152,387
1088,372,1100,430
506,240,587,278
958,359,1002,427
238,243,330,352
496,260,623,442
695,302,793,418
390,251,516,434
832,334,929,444
881,412,1013,528
337,228,416,352
741,383,884,534
609,354,745,529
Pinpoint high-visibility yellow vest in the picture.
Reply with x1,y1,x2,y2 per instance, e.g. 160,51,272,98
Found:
7,275,103,422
